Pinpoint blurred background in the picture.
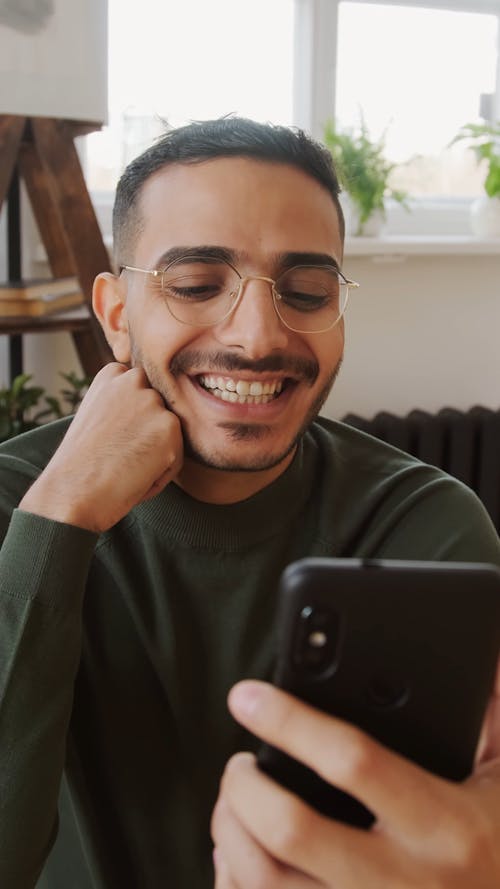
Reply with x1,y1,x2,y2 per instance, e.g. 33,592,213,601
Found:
0,0,499,423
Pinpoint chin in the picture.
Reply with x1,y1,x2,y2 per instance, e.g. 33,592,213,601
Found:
183,432,297,474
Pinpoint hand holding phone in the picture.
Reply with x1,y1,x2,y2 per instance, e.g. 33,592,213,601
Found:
257,558,500,828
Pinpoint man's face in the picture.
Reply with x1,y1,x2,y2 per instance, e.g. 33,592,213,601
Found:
115,157,344,481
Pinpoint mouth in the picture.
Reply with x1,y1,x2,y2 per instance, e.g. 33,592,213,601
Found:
197,374,288,405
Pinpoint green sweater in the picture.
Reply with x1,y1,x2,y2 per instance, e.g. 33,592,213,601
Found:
0,416,499,889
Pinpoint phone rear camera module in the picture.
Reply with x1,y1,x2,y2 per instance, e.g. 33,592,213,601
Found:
292,605,342,675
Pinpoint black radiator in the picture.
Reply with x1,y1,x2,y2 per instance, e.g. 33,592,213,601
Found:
342,407,500,534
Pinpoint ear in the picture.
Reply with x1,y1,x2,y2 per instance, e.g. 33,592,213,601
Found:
92,272,131,363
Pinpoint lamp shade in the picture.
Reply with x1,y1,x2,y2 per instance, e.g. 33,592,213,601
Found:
0,0,107,124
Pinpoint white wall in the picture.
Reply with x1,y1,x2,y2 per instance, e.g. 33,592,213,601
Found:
324,251,500,420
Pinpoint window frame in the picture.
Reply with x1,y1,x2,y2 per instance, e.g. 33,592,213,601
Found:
293,0,500,235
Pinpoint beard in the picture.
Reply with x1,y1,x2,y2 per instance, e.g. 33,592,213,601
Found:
130,334,343,473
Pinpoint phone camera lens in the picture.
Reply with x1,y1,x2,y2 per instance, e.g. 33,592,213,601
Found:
293,605,341,674
308,630,327,648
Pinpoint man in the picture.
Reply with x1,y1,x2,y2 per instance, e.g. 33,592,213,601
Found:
0,117,498,889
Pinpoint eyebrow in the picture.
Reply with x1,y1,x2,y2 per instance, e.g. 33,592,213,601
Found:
276,251,341,272
153,246,341,273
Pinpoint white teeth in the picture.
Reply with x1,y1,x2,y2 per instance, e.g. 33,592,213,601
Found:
199,374,285,404
236,380,250,396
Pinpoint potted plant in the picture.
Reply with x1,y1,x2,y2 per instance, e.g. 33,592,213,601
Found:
323,118,408,236
450,121,500,237
0,371,91,443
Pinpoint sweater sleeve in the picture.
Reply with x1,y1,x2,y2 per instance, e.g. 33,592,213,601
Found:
369,475,500,565
0,508,97,889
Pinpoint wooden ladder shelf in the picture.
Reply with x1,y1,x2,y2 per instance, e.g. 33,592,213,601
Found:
0,114,113,378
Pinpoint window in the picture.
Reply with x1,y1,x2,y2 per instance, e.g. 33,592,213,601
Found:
335,2,499,197
84,0,295,193
293,0,500,235
84,0,500,239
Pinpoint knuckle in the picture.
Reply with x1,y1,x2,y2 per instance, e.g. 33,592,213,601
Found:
448,806,496,870
271,797,312,859
103,361,126,378
249,862,281,889
330,727,375,786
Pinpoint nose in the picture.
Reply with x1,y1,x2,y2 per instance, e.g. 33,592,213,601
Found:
215,276,290,357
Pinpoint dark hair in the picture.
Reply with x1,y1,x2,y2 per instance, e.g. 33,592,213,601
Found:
112,116,344,264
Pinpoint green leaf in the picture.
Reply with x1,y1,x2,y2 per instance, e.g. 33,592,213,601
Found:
450,120,500,197
43,396,63,417
11,373,33,399
322,116,408,226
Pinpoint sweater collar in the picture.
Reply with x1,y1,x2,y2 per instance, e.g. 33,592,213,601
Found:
131,432,316,550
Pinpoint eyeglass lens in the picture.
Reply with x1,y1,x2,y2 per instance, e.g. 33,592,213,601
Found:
160,258,348,332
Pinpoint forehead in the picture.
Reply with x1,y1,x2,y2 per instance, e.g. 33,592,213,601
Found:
134,156,343,267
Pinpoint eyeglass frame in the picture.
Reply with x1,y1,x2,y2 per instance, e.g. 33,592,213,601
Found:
119,255,359,334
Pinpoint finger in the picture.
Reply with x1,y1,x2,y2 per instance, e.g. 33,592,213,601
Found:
80,362,125,395
82,362,141,403
221,752,395,888
212,796,319,889
228,681,459,842
476,656,500,764
141,442,183,501
213,849,240,889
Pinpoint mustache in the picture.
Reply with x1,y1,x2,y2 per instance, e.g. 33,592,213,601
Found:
169,350,319,385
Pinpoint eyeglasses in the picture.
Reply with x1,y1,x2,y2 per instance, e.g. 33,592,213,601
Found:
120,256,359,333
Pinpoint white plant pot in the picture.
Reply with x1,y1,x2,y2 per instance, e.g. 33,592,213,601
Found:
339,193,385,237
470,195,500,238
359,208,386,237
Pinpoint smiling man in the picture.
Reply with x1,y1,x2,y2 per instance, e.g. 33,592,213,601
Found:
0,117,499,889
98,154,347,497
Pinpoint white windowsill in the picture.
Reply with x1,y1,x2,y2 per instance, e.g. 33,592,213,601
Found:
345,235,500,258
30,235,500,275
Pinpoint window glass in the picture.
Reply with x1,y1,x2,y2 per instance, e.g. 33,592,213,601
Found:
335,2,499,196
85,0,294,191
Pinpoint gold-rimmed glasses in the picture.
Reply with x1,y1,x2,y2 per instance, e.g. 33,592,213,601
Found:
120,255,359,333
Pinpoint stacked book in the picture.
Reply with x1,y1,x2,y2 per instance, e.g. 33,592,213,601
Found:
0,277,84,317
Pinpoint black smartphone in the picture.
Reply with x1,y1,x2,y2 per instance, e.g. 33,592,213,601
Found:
257,558,500,829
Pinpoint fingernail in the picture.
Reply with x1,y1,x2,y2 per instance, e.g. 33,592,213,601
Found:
228,680,264,721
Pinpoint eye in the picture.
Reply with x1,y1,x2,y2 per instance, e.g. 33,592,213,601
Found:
276,267,340,312
166,276,224,302
279,289,331,312
162,261,231,303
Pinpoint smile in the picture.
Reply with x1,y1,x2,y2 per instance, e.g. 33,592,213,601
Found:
198,375,284,405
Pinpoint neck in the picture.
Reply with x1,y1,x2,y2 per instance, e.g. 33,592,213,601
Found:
174,448,296,504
